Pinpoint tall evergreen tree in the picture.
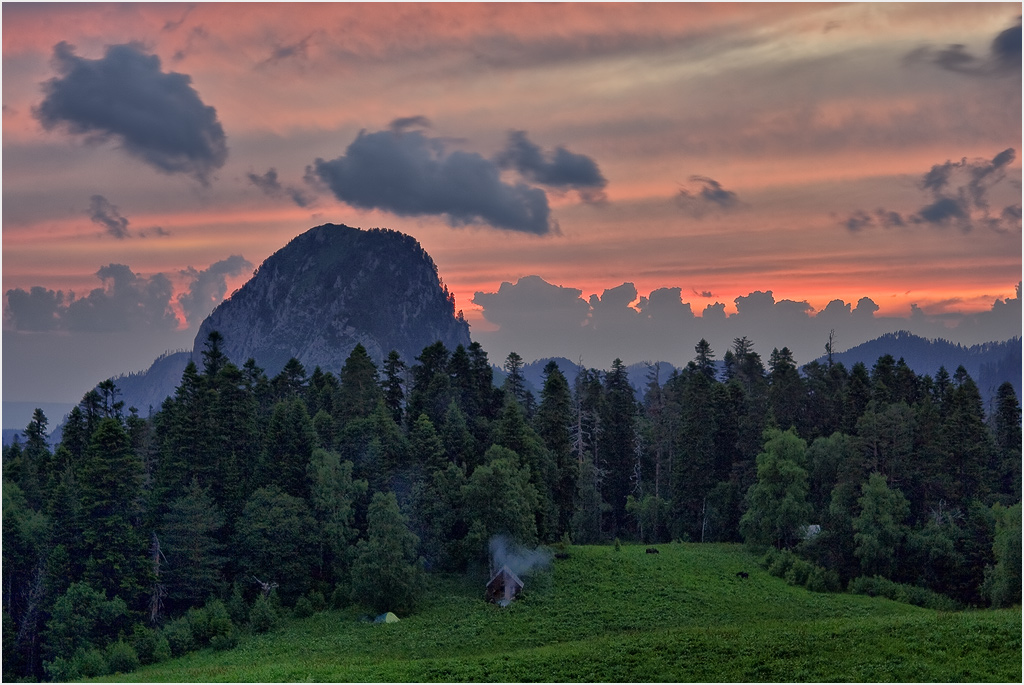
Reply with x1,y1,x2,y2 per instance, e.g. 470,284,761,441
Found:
338,344,383,424
381,350,407,424
78,417,149,607
160,479,226,612
535,361,576,536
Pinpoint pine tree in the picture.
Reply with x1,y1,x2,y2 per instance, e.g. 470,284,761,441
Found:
77,417,149,607
160,479,226,611
259,398,316,497
535,361,576,536
990,382,1021,500
381,350,407,424
602,358,637,535
338,344,383,424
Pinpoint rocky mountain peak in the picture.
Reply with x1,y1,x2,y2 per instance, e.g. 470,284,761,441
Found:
192,223,471,374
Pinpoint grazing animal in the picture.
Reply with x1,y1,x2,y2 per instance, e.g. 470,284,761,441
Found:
736,571,749,579
646,548,660,554
555,552,571,560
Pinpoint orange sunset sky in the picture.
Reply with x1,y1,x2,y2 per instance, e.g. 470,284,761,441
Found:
2,2,1021,410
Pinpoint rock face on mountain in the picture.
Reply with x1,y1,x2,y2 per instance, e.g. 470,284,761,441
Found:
192,224,471,374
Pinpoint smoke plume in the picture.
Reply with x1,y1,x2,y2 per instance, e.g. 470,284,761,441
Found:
489,535,552,577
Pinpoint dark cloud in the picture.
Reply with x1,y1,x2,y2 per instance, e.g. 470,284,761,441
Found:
675,175,742,218
162,5,195,32
4,257,249,333
910,17,1022,76
34,42,227,184
494,130,607,202
310,128,554,234
177,255,253,324
88,194,130,239
259,33,316,67
844,148,1020,233
247,168,314,207
389,115,432,133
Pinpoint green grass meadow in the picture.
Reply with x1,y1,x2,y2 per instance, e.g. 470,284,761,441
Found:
108,543,1021,682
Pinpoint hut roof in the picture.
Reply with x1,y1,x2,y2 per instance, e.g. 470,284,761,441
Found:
487,565,524,589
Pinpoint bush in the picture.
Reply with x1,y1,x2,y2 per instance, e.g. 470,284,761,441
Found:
43,656,79,683
767,549,795,578
205,598,235,641
226,583,248,624
784,558,812,587
849,575,961,611
162,616,195,656
186,605,212,645
805,566,841,593
105,640,140,674
249,594,279,633
210,631,239,652
129,624,160,665
153,632,172,663
73,647,108,678
294,596,314,618
330,584,350,610
308,590,326,613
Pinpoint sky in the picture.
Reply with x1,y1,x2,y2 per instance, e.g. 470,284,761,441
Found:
2,2,1022,423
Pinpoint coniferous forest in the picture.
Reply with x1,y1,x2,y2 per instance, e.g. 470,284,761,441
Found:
2,331,1021,681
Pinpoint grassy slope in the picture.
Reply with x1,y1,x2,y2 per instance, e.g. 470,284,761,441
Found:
110,544,1021,682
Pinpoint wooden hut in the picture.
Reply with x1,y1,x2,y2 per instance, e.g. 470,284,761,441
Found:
485,566,524,606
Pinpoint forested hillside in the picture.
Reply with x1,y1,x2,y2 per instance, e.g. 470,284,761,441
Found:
3,333,1020,681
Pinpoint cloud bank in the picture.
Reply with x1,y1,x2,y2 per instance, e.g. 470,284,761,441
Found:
472,276,1022,368
34,42,228,184
4,256,251,333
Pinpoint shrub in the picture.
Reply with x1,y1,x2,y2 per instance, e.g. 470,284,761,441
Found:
210,631,239,652
805,566,841,593
43,656,79,683
294,596,314,618
73,647,109,678
153,633,172,663
105,640,140,674
849,575,961,611
784,558,812,587
767,549,795,578
226,583,248,624
186,605,212,645
330,584,350,610
162,616,195,656
308,590,327,613
205,598,235,641
249,594,279,633
129,624,160,665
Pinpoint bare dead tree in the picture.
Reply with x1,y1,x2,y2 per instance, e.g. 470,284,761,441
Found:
251,576,279,597
149,532,168,624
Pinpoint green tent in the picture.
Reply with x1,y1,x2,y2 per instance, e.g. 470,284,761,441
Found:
374,612,400,623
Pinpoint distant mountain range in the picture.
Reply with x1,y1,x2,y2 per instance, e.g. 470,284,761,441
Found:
7,227,1018,448
816,331,1021,406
